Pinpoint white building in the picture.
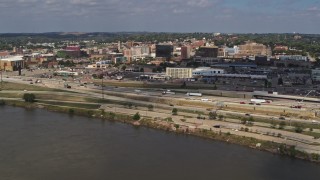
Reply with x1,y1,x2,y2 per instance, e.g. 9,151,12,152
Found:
279,55,308,61
192,67,224,77
166,67,193,79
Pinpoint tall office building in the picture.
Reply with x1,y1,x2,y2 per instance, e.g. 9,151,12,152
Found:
195,46,219,58
156,45,173,58
181,46,191,59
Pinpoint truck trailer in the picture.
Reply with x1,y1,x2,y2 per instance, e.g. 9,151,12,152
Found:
250,99,266,104
186,92,202,97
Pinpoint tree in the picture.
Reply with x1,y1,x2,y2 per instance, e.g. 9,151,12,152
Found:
278,77,283,85
247,116,254,125
23,93,36,102
294,123,304,133
0,99,5,105
121,65,127,71
132,112,141,121
69,108,75,115
240,117,247,124
172,108,178,115
208,111,217,120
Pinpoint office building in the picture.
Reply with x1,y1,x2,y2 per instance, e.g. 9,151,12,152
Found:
0,56,25,71
166,67,193,79
238,42,271,57
195,46,219,58
181,46,191,59
156,45,173,58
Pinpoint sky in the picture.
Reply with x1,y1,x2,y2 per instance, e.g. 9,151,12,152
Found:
0,0,319,34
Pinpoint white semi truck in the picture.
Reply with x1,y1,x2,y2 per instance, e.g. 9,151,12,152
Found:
162,90,176,95
250,99,266,104
186,92,202,97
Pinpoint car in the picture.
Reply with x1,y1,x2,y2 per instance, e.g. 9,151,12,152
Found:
291,105,302,109
245,113,250,116
67,86,71,89
256,103,261,105
240,102,246,104
279,117,285,120
213,125,221,128
249,103,254,105
30,82,33,84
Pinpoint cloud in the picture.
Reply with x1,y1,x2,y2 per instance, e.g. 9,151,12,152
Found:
0,0,318,33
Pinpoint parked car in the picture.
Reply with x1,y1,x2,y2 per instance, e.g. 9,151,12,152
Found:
279,117,285,120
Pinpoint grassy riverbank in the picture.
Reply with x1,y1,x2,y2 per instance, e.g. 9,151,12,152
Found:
1,99,319,163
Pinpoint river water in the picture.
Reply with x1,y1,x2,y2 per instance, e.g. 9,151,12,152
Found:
0,106,319,180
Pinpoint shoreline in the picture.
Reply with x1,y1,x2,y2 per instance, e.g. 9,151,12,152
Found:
2,99,320,164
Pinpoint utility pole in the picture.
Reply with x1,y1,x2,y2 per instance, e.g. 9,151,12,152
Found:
0,70,2,91
101,75,104,99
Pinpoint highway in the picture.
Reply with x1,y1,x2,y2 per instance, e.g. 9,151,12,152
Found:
3,76,320,153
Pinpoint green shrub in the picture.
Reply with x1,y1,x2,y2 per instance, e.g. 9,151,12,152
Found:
23,93,36,102
68,108,74,115
294,123,304,133
172,108,178,115
132,112,141,121
208,111,217,120
87,110,94,117
311,153,319,160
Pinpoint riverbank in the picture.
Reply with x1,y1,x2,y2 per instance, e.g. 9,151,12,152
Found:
1,99,320,164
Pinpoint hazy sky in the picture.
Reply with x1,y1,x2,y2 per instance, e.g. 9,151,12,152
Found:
0,0,319,33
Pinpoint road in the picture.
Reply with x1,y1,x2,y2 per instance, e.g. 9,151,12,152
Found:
3,76,320,153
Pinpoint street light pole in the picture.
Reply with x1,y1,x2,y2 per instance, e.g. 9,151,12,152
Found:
0,70,2,91
101,75,104,99
289,118,291,127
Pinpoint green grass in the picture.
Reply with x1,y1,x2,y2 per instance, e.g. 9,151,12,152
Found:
302,131,320,139
37,100,101,109
226,114,320,130
0,93,22,98
94,80,216,90
1,81,62,91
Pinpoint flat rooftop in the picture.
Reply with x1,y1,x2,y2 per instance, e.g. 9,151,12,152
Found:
0,56,24,62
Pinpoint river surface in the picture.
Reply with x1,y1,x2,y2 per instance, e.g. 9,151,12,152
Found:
0,106,319,180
